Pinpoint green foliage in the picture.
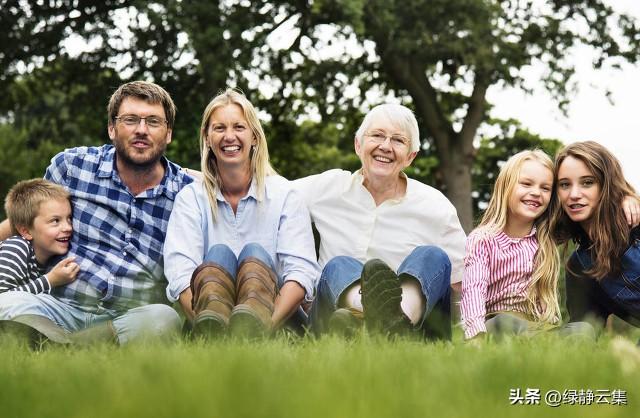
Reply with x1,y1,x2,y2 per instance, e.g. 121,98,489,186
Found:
472,119,565,222
0,125,61,217
1,0,639,229
7,57,121,149
269,119,361,179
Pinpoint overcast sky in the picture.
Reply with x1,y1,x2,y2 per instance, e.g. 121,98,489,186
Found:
488,0,640,189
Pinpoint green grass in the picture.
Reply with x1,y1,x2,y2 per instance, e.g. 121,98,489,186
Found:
1,331,638,418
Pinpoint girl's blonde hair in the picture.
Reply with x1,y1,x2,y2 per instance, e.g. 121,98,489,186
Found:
475,149,561,325
199,89,275,220
550,141,637,280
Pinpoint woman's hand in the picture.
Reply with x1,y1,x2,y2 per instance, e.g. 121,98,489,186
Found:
179,288,196,322
271,281,306,330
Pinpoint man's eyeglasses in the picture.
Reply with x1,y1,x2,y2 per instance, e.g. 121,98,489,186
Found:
365,131,410,148
115,114,167,128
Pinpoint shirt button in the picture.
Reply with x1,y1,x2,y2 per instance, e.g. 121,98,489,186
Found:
122,251,126,256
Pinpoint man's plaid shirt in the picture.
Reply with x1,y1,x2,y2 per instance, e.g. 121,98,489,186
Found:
45,145,193,314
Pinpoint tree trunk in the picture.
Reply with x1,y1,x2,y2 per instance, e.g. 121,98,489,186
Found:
440,146,475,233
381,54,486,234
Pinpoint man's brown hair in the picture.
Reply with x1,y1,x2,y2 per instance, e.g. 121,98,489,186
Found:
107,81,176,129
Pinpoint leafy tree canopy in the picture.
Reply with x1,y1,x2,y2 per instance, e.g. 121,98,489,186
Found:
1,0,637,229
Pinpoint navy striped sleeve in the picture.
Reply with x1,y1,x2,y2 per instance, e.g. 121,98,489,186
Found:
0,237,51,294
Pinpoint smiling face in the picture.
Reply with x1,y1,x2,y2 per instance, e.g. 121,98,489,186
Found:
507,160,554,226
354,116,417,183
206,104,256,172
19,198,73,265
108,97,172,170
556,156,601,230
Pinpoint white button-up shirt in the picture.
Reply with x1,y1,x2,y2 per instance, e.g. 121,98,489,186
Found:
164,176,320,302
292,169,466,283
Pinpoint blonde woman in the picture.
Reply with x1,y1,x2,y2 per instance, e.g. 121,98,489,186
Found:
163,89,319,337
461,150,562,339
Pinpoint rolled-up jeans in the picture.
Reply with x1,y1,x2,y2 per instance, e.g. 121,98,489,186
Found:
202,243,308,330
0,291,181,345
311,245,452,339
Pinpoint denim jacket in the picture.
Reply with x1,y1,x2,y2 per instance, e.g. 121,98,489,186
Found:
571,227,640,316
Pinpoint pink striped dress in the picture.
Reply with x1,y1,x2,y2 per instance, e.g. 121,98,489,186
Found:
460,227,538,339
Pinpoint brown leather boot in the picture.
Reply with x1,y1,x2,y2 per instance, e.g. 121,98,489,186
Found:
229,257,277,338
190,262,236,338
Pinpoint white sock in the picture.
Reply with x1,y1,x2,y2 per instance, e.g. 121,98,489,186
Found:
337,282,363,312
400,278,426,325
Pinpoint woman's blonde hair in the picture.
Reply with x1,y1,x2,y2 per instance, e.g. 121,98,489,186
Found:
199,89,275,220
550,141,637,280
474,149,561,325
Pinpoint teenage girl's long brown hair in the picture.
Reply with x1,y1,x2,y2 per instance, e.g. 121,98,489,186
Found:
550,141,637,279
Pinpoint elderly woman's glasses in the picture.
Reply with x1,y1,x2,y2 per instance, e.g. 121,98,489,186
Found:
365,130,410,148
115,114,167,128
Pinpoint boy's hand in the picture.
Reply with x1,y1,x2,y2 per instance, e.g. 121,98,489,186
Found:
47,256,79,287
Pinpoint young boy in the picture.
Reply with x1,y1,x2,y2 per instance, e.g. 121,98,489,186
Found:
0,179,79,294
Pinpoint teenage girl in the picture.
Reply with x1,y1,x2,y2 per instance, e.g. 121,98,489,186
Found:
551,141,640,331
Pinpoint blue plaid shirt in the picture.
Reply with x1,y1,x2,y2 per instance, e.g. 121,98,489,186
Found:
45,145,193,314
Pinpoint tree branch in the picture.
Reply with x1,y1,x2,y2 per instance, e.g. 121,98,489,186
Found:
459,73,489,155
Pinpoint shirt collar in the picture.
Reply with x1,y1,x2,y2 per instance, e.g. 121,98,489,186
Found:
215,177,262,202
348,169,409,202
495,226,537,249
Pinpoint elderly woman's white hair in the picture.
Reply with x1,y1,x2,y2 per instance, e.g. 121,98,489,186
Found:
355,104,421,153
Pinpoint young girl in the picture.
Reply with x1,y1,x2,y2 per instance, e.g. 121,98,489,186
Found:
551,141,640,331
461,150,561,339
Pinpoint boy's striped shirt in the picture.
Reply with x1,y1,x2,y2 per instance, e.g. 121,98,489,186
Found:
0,236,50,294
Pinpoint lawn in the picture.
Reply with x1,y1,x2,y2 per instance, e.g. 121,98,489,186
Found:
1,329,638,418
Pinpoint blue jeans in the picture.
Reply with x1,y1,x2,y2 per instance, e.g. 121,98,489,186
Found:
0,291,181,344
566,239,640,326
203,243,308,330
311,245,452,339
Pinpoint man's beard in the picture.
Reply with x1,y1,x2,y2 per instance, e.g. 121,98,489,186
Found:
113,135,167,172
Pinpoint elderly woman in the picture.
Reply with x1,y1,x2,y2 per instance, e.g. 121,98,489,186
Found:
293,104,466,338
163,89,319,337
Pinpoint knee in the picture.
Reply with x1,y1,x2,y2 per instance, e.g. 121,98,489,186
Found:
324,256,356,272
561,321,597,341
240,242,268,257
115,304,181,345
410,245,450,269
321,256,359,282
238,243,273,267
204,244,234,263
148,304,181,333
0,292,42,319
